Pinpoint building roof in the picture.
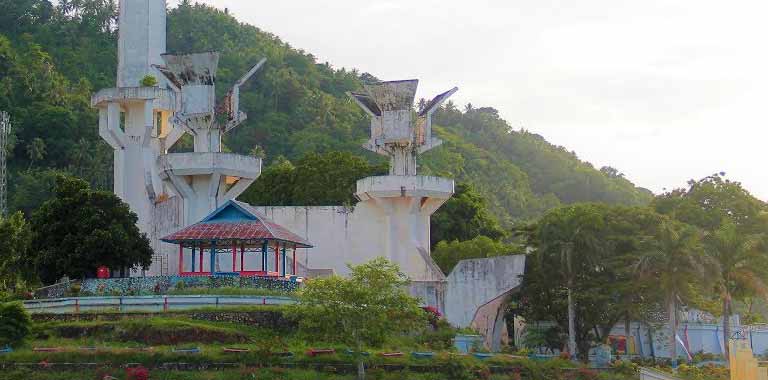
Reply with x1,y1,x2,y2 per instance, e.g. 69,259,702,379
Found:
160,200,312,248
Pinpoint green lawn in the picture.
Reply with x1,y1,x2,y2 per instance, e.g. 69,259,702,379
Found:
2,311,649,379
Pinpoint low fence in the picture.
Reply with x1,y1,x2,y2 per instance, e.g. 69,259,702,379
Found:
34,275,301,299
23,295,297,314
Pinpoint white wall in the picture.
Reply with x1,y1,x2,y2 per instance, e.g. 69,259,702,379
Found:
444,255,526,328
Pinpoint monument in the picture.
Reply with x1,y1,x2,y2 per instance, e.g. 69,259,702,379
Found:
92,0,264,275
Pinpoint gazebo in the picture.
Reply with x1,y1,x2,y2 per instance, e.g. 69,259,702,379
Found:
161,200,312,277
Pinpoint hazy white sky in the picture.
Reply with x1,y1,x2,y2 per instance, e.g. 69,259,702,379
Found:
169,0,768,201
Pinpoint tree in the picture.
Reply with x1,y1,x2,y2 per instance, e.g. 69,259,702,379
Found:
630,220,707,365
239,151,387,207
431,235,519,275
654,174,768,359
705,222,767,360
653,173,768,235
0,212,34,291
430,183,506,247
0,302,31,348
519,203,670,361
292,257,426,380
25,137,46,169
28,175,153,284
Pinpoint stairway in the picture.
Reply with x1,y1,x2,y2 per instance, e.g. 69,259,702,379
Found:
639,367,681,380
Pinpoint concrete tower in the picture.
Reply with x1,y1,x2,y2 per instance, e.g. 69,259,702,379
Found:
155,53,264,226
92,0,174,244
117,0,166,88
92,0,264,275
348,81,458,283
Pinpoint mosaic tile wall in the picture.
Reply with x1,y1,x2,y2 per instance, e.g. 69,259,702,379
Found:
77,275,300,297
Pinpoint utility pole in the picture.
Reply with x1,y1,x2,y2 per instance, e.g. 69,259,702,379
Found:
0,112,10,217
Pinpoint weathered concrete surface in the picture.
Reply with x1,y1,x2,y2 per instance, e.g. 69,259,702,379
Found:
251,204,446,309
159,152,261,225
444,255,526,350
349,80,456,176
117,0,166,88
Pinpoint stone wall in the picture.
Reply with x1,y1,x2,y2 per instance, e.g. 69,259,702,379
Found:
79,275,299,297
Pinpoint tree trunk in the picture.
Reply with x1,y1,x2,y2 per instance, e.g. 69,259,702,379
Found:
357,359,365,380
723,292,731,362
668,295,677,366
567,247,576,360
356,340,365,380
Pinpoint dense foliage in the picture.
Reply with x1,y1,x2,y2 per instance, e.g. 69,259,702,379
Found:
0,0,651,229
29,175,153,284
430,183,506,247
432,236,520,275
653,174,768,358
292,258,426,379
0,301,31,348
0,212,34,291
240,151,387,206
520,175,768,361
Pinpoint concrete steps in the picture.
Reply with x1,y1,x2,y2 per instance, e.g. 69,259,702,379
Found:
639,367,682,380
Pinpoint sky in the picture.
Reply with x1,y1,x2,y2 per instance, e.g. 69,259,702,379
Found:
168,0,768,201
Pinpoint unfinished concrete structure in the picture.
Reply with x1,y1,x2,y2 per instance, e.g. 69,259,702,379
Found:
92,0,263,274
444,255,526,351
91,1,522,346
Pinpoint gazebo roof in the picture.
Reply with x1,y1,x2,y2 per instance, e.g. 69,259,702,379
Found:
161,200,312,248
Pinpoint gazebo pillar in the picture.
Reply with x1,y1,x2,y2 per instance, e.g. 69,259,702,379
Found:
240,243,244,272
292,246,297,275
210,240,217,275
281,244,287,277
199,246,204,273
191,244,196,272
232,241,237,272
274,241,280,273
178,244,184,274
261,241,268,271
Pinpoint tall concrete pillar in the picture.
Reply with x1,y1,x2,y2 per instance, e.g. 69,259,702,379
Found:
156,52,264,226
118,0,167,88
349,80,459,284
92,0,177,276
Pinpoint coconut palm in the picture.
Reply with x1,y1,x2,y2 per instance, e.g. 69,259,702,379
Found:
705,221,767,360
633,220,707,365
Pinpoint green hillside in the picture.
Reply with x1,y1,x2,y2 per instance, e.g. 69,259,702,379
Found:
0,0,651,226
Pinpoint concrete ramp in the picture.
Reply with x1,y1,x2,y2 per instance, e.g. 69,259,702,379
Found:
640,367,681,380
444,255,526,350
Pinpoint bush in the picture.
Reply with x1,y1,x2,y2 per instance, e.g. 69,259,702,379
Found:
0,302,31,347
139,75,158,87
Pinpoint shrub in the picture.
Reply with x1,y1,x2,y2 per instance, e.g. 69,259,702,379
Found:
139,75,158,87
68,283,81,297
0,302,31,347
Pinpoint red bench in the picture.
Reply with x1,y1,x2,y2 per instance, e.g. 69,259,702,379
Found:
379,352,404,357
224,348,250,353
306,348,335,357
33,347,62,352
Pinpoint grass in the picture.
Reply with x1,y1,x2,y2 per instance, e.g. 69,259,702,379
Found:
4,313,652,380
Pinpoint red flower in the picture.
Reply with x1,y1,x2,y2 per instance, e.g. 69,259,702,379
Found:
126,366,149,380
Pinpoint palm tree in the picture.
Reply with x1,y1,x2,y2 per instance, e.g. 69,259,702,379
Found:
26,138,46,169
705,222,767,361
633,220,706,365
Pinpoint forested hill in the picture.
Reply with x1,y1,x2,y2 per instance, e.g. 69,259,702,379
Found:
0,1,652,226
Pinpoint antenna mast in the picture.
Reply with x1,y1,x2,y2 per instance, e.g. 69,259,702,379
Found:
0,112,11,217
